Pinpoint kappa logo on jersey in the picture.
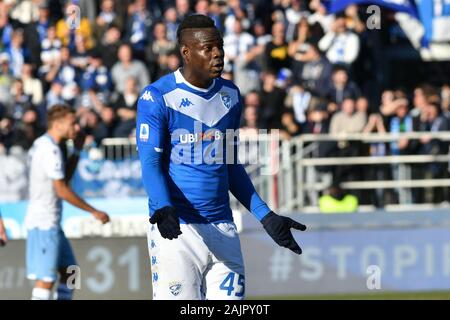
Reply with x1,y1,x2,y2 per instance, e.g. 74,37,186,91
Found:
139,123,149,142
220,91,232,109
140,90,154,102
169,282,182,296
179,98,194,108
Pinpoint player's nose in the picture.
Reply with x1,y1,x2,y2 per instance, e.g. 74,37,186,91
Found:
212,46,224,60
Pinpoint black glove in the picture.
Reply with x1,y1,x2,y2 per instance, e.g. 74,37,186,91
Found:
149,206,182,240
261,211,306,254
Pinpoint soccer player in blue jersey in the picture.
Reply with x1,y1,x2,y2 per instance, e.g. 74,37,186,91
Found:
136,14,306,300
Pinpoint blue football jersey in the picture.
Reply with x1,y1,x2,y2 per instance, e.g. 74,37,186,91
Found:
136,69,270,224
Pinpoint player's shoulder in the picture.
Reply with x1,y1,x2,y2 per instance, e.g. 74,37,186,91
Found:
140,73,178,99
217,77,240,93
33,134,61,154
137,72,178,109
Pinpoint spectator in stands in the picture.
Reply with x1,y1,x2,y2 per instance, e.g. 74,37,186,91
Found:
146,22,177,81
9,79,33,122
80,49,113,110
22,63,44,108
0,116,14,151
389,99,414,156
112,77,138,138
70,35,90,72
0,6,13,50
24,1,52,66
175,0,192,24
263,21,290,74
280,109,302,140
329,97,366,183
125,0,153,60
285,0,310,43
326,65,361,105
292,42,332,98
94,0,123,43
194,0,222,32
240,104,259,139
330,97,366,135
318,12,360,66
56,2,95,50
225,19,261,95
52,47,79,106
45,81,65,111
12,107,44,151
7,29,28,78
157,50,182,77
285,84,311,125
99,25,122,69
164,7,180,43
94,105,117,144
0,54,14,108
288,17,312,60
319,183,358,213
111,43,150,94
419,102,449,203
259,71,286,129
223,18,255,72
37,27,59,90
345,5,366,34
224,0,250,37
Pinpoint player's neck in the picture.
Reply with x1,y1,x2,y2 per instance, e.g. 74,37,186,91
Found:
180,67,213,89
47,129,63,145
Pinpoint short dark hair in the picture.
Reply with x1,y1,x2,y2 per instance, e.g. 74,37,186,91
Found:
47,104,74,128
176,14,216,45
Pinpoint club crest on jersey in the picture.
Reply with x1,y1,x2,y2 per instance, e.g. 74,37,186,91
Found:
140,90,154,102
169,282,182,296
139,123,149,142
179,98,194,108
220,91,232,109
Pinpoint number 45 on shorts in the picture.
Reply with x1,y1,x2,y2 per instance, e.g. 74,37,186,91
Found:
219,272,244,297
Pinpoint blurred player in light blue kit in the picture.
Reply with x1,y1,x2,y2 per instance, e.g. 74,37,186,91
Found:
136,15,307,300
25,104,110,300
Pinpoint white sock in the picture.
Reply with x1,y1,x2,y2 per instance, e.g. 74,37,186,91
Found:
31,288,52,300
54,283,73,300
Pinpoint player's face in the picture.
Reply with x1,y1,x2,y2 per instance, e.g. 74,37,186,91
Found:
184,28,224,79
59,113,79,140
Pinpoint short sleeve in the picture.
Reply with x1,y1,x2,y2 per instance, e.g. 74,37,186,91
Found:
43,146,65,180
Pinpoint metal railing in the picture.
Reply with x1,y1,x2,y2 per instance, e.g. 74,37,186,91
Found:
100,131,450,213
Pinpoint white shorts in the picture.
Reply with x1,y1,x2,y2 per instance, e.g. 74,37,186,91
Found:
147,221,245,300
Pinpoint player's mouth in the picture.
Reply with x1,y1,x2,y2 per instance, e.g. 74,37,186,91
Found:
212,62,224,71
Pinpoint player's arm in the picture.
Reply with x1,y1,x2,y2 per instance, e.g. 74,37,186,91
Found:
228,98,306,254
45,145,109,224
52,179,109,223
0,213,7,247
136,87,181,240
65,130,86,182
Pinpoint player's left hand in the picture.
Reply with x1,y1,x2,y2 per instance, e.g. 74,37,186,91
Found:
261,211,306,255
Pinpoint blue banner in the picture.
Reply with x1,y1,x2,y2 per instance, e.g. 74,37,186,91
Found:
322,0,419,17
71,153,146,198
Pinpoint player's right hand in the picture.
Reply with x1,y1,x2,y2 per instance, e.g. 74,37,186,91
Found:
149,206,182,240
92,210,110,224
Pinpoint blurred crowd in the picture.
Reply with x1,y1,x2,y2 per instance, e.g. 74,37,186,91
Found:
0,0,450,205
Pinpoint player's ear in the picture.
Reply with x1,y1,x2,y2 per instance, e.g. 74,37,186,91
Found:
180,44,190,63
